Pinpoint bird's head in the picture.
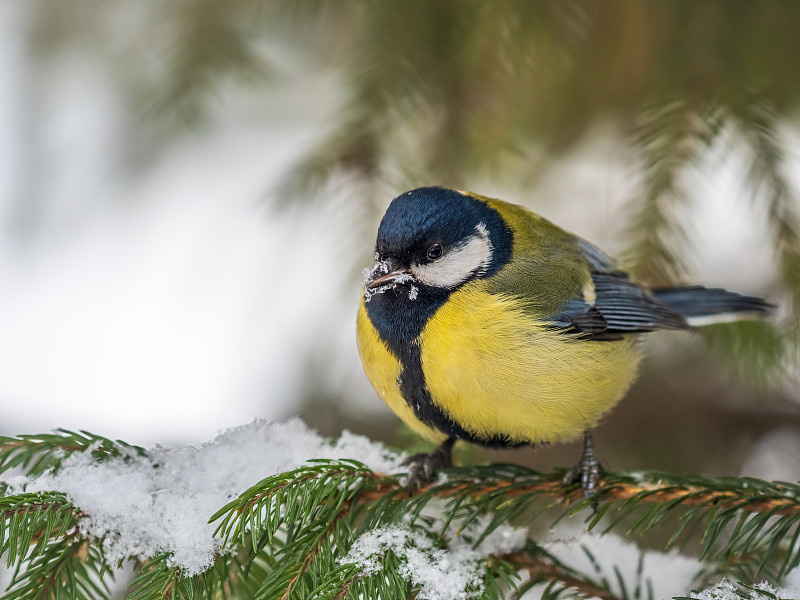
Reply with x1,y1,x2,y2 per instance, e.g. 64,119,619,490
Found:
363,187,513,301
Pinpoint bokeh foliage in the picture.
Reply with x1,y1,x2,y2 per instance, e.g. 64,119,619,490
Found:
24,0,800,378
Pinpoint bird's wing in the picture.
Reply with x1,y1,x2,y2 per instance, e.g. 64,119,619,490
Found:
530,236,688,337
512,236,688,337
481,203,688,338
553,272,688,338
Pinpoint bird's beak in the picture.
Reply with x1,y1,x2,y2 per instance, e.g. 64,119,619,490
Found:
367,269,413,289
364,258,413,289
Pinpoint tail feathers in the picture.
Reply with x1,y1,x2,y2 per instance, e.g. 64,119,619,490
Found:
652,286,773,327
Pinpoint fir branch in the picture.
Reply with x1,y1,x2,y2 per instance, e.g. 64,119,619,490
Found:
333,575,356,600
3,536,111,600
0,430,146,478
354,465,800,578
210,460,374,551
125,556,183,600
125,550,273,600
8,449,800,598
209,461,800,559
209,546,274,599
316,553,411,600
696,542,790,590
0,492,110,600
209,462,800,597
351,467,800,517
1,492,79,568
276,507,350,600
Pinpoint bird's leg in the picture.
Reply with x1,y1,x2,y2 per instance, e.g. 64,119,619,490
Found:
401,437,455,494
563,431,603,497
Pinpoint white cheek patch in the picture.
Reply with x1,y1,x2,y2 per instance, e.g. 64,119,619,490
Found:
410,223,494,289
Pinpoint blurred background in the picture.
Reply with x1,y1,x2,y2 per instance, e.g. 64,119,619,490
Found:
1,0,800,481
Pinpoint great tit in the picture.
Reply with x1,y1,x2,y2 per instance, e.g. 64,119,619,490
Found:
356,186,771,493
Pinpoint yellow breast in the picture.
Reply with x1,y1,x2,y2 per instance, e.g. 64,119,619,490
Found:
418,282,642,444
356,282,642,446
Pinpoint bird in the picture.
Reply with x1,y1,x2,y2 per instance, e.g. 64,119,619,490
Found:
356,186,772,494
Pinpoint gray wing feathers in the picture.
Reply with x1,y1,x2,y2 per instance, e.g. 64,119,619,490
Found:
554,273,688,337
552,239,770,337
652,286,773,326
591,274,688,331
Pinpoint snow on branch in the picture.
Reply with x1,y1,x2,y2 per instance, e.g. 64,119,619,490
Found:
3,421,800,599
3,420,402,574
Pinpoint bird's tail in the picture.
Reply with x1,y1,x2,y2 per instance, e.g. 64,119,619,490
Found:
652,286,773,328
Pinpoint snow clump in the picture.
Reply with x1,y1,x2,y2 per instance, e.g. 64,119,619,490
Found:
18,419,404,575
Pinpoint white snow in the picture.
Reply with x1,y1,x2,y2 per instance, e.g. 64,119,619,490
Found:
362,260,418,302
528,525,700,600
16,419,404,575
342,517,527,600
689,579,800,600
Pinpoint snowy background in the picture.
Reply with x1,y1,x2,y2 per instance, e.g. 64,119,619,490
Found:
0,2,373,445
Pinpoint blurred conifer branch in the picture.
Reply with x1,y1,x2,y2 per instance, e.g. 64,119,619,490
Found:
621,100,722,285
4,430,800,599
732,100,800,322
23,1,800,364
25,1,800,232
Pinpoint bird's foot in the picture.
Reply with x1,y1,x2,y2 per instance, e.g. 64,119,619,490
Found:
401,438,455,495
563,431,604,499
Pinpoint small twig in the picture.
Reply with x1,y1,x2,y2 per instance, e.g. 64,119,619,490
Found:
163,567,181,600
334,574,359,600
501,551,620,600
2,502,68,518
281,506,351,600
30,536,88,599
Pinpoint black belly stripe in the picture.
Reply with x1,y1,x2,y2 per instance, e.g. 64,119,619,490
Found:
366,284,522,448
399,342,523,448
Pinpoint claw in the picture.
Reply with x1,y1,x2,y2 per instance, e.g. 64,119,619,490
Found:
401,438,455,494
563,431,604,499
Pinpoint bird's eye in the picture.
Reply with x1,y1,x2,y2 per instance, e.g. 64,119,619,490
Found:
426,244,443,261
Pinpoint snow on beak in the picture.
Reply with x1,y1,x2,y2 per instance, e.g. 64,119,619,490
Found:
363,257,418,301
